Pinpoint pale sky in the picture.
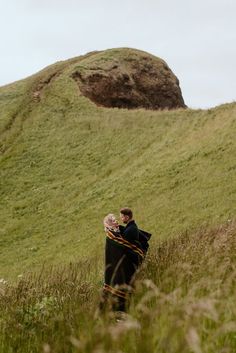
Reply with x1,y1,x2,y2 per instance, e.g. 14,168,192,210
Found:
0,0,235,108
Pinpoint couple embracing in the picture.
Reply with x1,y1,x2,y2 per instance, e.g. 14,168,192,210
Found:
100,207,151,313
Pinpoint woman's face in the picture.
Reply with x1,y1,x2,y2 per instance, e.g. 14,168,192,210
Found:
104,214,119,228
110,217,119,227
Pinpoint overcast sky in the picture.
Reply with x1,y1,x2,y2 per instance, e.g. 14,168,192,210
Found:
0,0,235,108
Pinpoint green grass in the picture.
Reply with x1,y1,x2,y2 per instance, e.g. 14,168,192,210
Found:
0,50,236,279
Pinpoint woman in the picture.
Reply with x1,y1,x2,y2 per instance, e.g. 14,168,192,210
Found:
100,213,150,312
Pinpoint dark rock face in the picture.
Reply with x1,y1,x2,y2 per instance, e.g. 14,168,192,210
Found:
72,50,186,110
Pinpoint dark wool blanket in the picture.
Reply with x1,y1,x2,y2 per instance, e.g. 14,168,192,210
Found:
103,227,151,307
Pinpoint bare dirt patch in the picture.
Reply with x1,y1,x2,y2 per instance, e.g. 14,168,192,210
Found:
72,50,186,110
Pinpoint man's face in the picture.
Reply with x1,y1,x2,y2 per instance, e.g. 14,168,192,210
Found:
120,213,130,224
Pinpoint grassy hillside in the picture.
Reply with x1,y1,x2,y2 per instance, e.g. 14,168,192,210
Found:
0,48,235,353
0,49,236,280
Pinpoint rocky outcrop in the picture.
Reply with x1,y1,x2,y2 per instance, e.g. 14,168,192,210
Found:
72,48,186,110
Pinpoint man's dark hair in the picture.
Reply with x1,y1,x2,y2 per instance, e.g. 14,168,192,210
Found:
120,207,133,219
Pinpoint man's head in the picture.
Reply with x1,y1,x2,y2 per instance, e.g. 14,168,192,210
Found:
120,207,133,224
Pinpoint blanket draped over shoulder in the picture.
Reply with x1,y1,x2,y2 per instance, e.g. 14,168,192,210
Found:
103,226,151,309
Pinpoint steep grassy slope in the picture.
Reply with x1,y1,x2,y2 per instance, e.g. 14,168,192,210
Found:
0,49,236,279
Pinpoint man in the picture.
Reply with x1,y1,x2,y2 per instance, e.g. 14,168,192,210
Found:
120,207,151,254
119,207,139,243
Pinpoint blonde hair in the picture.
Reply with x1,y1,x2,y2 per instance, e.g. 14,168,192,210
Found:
103,214,119,230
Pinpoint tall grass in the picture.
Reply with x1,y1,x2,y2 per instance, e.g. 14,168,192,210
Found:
0,221,235,353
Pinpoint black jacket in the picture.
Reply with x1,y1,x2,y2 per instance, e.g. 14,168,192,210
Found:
119,221,151,254
121,220,139,243
105,233,140,286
